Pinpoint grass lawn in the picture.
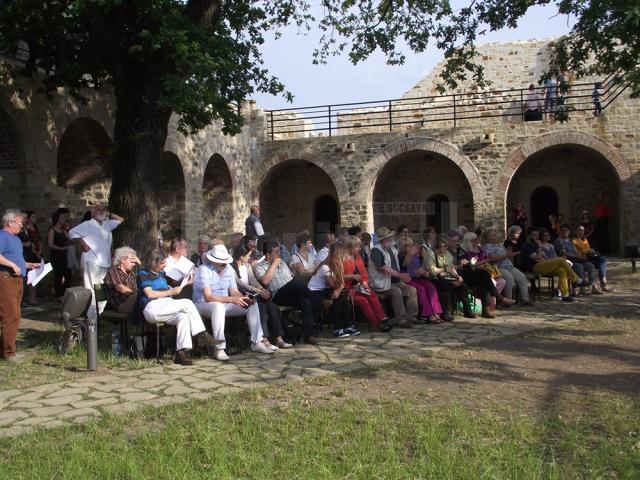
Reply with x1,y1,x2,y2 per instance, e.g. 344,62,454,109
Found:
2,314,639,480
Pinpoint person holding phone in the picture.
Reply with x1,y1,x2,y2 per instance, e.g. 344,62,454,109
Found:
193,245,273,361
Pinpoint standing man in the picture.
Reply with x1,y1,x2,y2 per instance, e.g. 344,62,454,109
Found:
0,209,40,362
245,205,265,238
593,194,611,254
69,205,123,320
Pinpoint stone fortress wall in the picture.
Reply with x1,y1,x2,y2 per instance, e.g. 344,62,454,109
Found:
1,38,638,253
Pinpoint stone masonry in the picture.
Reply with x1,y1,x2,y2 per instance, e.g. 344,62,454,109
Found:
1,38,638,253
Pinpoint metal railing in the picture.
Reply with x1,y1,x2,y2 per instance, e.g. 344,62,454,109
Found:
265,72,628,140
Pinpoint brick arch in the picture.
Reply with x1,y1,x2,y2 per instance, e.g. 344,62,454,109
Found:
252,149,350,207
156,152,186,239
358,136,485,206
358,137,485,231
202,153,235,235
496,131,632,201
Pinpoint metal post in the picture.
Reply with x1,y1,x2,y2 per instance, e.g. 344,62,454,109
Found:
328,105,332,137
86,316,97,370
520,89,524,122
269,111,274,140
388,100,393,131
453,95,457,127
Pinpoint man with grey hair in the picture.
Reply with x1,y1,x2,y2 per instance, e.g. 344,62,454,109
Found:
69,205,124,320
190,235,211,268
0,209,40,361
104,246,141,314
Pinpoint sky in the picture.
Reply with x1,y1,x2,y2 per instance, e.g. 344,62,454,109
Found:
252,3,575,110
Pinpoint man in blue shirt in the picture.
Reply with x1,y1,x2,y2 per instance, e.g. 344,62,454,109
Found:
0,209,41,362
193,245,272,361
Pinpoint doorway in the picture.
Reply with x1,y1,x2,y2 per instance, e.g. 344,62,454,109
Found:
314,195,339,246
426,194,450,233
531,186,559,230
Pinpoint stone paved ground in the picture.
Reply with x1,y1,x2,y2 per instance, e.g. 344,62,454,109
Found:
1,279,638,438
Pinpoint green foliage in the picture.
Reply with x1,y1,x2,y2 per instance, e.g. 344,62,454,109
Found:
1,391,639,479
0,0,636,135
0,0,311,134
313,0,640,96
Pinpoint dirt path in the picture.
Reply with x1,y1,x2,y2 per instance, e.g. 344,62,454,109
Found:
291,316,640,416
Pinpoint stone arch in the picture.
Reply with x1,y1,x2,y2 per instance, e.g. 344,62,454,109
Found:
56,117,113,205
502,131,631,251
359,137,484,232
0,108,25,210
202,153,234,236
497,131,631,201
156,151,186,239
258,159,341,249
252,149,350,208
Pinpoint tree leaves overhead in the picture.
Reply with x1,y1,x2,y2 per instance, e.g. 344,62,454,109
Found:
0,0,638,139
0,0,312,134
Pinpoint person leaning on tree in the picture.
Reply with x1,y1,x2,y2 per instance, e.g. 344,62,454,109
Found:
0,209,41,362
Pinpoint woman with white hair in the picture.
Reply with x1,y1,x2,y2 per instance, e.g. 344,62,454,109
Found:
458,232,515,318
483,229,532,306
103,246,141,314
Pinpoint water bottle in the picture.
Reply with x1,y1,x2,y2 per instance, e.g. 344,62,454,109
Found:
111,329,123,356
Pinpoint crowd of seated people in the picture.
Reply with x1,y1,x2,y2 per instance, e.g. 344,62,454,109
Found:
1,201,615,365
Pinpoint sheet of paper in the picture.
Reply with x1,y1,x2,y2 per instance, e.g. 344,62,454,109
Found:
174,256,194,275
179,275,189,289
165,268,185,282
27,260,53,286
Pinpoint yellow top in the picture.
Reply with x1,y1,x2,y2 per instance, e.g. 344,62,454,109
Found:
572,237,591,255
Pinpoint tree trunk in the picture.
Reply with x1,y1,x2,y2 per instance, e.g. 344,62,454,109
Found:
108,79,172,258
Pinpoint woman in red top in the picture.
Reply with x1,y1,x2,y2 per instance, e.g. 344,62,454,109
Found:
343,236,392,332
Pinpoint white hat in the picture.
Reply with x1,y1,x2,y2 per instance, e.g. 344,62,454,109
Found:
205,245,233,264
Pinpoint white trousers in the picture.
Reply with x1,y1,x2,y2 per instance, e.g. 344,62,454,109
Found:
83,261,109,320
143,297,206,351
196,302,263,350
501,267,530,301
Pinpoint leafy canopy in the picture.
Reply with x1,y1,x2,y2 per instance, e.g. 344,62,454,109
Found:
0,0,638,138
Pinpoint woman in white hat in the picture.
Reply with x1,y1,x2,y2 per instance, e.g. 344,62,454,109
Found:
192,244,273,360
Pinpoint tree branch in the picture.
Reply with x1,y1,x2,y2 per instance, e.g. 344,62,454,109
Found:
185,0,223,26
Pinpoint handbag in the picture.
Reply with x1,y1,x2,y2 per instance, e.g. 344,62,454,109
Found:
480,263,502,279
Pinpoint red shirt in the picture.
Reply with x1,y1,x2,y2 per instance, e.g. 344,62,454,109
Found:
594,203,610,218
343,253,368,289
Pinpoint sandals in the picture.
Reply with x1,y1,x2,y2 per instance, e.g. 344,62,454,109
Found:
426,315,444,324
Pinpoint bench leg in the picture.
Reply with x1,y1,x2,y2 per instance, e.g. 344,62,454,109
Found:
156,325,161,363
632,259,637,273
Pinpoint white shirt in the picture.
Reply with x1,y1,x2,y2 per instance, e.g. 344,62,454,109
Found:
254,220,264,236
316,246,330,264
69,218,121,268
307,264,331,291
290,250,316,270
238,264,250,284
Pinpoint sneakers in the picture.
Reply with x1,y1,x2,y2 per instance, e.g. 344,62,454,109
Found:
251,342,275,354
379,319,394,332
174,350,194,366
334,329,350,338
562,296,576,303
591,286,603,295
262,340,279,351
213,349,230,361
344,326,361,336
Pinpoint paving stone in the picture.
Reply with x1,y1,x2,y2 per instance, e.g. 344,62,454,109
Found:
58,407,101,420
32,406,73,418
0,389,22,403
40,395,84,406
189,381,223,391
0,410,29,426
10,391,45,403
88,390,118,400
0,425,34,438
14,416,55,427
163,385,199,396
136,377,171,389
103,402,142,415
144,396,191,408
120,392,158,402
46,387,90,398
71,398,119,409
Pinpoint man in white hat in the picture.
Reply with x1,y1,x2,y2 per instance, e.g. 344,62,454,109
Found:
192,244,273,360
368,226,419,327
